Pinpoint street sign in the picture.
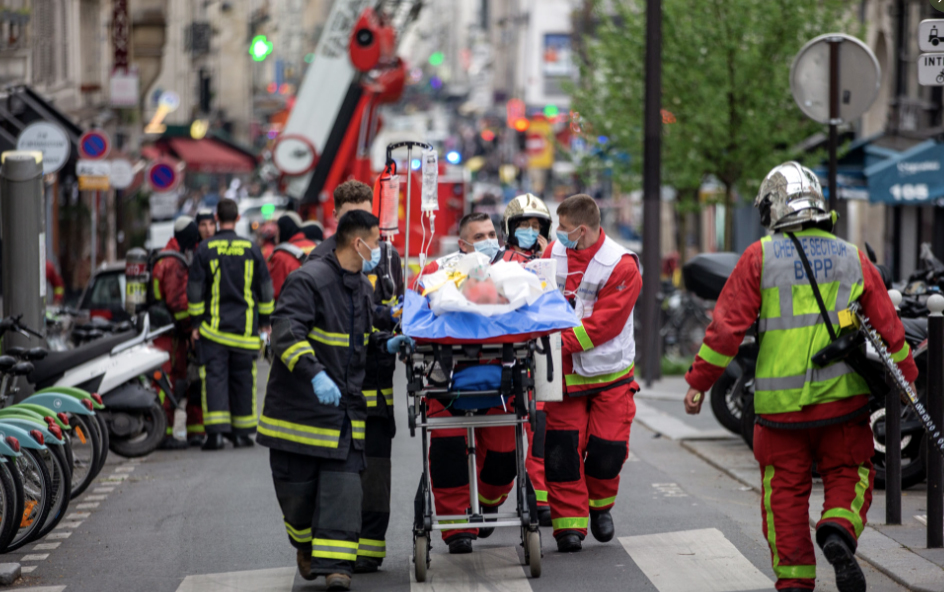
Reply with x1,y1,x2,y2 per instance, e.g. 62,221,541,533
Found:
918,53,944,86
109,158,134,189
78,130,111,160
273,134,317,176
149,191,178,220
920,20,944,52
147,159,179,192
16,122,70,175
77,159,111,191
790,33,881,125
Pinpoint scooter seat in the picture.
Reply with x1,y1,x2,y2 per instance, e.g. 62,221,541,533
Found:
29,330,137,388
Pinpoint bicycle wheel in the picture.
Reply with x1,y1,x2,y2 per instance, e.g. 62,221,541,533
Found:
34,445,72,540
94,413,110,474
0,461,21,552
68,414,101,499
6,448,53,550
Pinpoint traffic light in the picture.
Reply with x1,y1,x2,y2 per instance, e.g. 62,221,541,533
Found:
428,51,444,66
249,35,273,62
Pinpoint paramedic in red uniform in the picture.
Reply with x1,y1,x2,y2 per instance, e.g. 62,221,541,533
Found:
683,162,918,592
497,193,553,527
541,194,641,553
267,212,316,301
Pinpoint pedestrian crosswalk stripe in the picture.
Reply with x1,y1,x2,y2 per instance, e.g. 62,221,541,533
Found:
619,528,773,592
175,567,296,592
410,546,532,591
15,585,64,591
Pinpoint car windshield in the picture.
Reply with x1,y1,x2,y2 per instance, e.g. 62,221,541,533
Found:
84,272,125,309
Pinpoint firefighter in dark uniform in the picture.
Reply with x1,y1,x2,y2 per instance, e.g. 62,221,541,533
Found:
258,210,411,591
308,180,403,574
187,198,275,451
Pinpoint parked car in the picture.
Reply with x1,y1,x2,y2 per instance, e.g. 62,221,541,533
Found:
78,263,129,322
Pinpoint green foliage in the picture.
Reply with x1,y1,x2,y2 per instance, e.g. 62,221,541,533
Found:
572,0,853,208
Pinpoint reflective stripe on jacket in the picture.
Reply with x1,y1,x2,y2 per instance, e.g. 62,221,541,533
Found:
754,229,868,414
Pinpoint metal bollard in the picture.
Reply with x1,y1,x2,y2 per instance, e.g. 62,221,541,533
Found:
927,294,944,548
886,289,903,525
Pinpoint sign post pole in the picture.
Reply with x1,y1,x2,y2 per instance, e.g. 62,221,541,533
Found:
91,190,98,272
827,37,844,237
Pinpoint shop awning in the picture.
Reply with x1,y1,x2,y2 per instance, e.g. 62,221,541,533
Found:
864,140,944,205
164,137,256,174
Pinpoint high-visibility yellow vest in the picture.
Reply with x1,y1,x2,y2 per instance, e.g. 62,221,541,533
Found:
754,229,869,415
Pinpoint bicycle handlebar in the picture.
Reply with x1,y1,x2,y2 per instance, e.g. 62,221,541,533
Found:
0,315,45,339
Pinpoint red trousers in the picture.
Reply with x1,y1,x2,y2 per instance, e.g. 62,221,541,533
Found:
526,402,548,508
155,334,204,436
428,399,518,541
544,382,636,538
754,415,874,591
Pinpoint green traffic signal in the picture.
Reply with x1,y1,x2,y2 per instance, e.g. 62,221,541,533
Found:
250,35,273,61
428,51,444,66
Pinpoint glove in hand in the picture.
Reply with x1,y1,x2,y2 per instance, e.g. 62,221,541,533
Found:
311,371,341,407
386,334,415,354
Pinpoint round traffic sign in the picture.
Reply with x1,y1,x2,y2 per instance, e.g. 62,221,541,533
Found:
790,33,881,125
147,159,179,192
16,122,70,175
110,158,135,189
273,134,318,176
78,130,111,160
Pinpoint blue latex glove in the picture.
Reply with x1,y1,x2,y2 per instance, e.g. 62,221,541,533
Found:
386,334,415,354
311,371,341,407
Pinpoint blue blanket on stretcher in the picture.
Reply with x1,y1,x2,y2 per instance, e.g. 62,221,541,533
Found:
402,289,579,343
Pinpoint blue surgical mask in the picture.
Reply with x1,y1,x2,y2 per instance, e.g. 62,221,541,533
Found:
515,228,539,249
472,238,500,260
556,227,581,249
359,241,381,272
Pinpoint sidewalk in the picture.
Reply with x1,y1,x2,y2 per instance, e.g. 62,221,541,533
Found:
681,435,944,591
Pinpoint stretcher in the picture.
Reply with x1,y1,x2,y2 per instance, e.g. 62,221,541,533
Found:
403,334,557,582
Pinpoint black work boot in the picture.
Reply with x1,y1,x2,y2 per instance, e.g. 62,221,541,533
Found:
447,534,474,554
202,433,225,450
538,507,552,528
556,533,582,553
590,509,615,542
818,528,866,592
233,435,255,448
325,573,351,591
477,505,500,539
187,434,206,447
159,436,188,450
296,548,316,581
354,556,382,573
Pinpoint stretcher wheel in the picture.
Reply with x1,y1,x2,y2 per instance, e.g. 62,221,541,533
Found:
526,529,541,578
414,535,429,582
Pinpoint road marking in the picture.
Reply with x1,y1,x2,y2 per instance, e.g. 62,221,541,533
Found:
83,495,107,501
17,586,66,591
652,483,688,498
410,545,531,591
19,566,37,574
76,502,100,509
619,528,773,592
55,521,83,529
627,451,640,462
101,474,128,482
175,567,296,591
66,512,90,520
21,554,49,561
32,543,60,550
634,400,732,441
93,487,115,493
115,465,135,472
46,532,71,540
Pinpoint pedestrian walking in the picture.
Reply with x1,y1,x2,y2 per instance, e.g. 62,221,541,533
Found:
258,210,410,590
683,162,918,592
187,198,274,451
542,194,642,553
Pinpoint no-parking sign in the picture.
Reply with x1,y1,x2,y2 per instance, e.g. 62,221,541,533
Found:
78,130,111,160
147,159,179,192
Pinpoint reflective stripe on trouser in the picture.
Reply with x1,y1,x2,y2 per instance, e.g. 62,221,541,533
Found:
754,415,874,589
361,417,393,561
200,340,258,435
363,387,394,408
544,382,635,538
427,399,517,541
526,408,548,506
270,446,365,576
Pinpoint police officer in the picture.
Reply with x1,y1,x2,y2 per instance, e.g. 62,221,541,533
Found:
258,210,410,590
684,162,918,592
153,216,201,450
308,180,402,573
187,198,274,451
268,212,317,301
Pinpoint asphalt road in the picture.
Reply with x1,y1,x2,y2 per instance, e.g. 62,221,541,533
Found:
4,362,907,592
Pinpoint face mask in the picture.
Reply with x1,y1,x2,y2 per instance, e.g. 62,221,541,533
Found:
556,227,581,249
358,240,381,272
472,237,500,260
515,228,539,249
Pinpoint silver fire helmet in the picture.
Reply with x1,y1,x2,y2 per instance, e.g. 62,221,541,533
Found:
754,161,831,231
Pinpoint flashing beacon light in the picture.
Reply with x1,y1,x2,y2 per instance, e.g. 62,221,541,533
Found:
513,118,530,132
446,150,461,164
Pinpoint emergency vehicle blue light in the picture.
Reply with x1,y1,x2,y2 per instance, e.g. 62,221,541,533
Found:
446,151,461,164
411,158,422,170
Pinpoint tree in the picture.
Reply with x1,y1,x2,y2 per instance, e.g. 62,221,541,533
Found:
571,0,852,251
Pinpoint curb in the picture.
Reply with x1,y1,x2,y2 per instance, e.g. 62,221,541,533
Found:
679,440,944,592
0,563,19,586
